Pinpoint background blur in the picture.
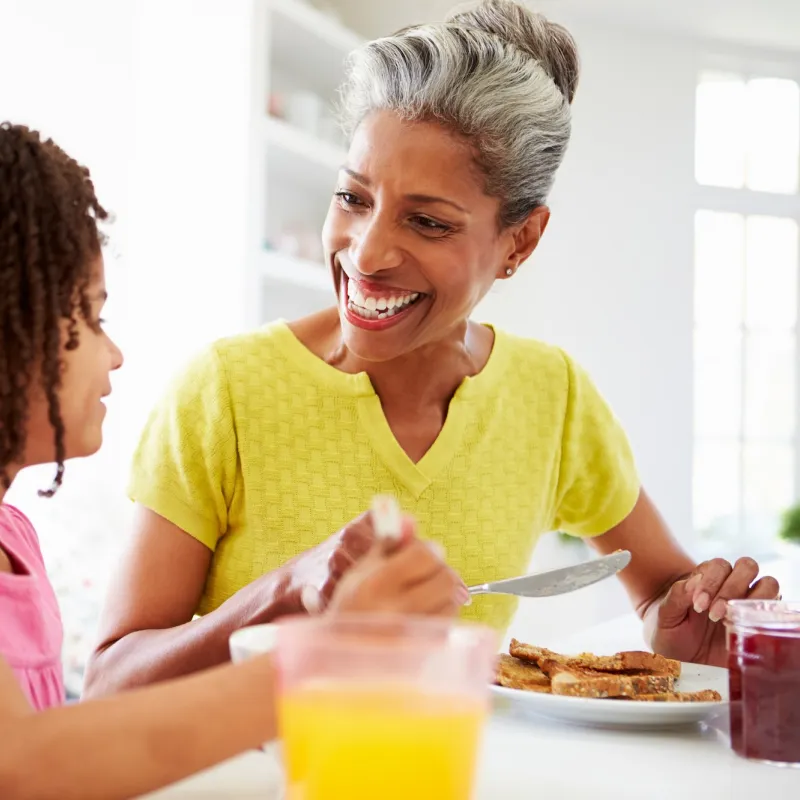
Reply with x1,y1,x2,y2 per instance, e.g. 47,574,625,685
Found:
1,0,799,692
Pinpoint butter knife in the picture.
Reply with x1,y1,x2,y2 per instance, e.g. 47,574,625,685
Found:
467,550,631,598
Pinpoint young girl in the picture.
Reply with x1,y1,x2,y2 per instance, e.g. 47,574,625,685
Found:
0,122,463,799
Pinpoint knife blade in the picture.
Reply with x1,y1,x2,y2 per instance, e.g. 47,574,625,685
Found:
467,550,631,598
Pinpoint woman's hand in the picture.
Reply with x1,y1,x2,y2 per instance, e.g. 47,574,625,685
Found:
328,516,469,616
647,557,781,667
284,511,377,613
286,508,467,614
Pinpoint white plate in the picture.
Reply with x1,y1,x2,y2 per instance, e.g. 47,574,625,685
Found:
491,662,729,730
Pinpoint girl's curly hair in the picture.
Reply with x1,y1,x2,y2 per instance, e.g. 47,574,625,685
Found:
0,122,107,495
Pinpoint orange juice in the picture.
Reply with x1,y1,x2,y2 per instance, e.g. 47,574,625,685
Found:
280,683,487,800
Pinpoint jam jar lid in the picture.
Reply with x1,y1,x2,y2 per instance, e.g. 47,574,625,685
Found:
725,599,800,635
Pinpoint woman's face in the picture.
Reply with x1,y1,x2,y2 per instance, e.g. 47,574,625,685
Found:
24,255,123,466
322,111,547,362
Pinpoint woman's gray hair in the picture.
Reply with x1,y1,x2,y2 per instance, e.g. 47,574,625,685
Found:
338,0,580,226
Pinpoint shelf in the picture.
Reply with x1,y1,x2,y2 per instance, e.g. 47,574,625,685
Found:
268,0,362,99
265,115,345,178
260,251,334,292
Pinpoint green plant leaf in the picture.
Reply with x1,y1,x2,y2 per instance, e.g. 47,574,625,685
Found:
778,503,800,542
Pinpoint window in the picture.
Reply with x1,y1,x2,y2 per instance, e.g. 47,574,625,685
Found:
695,73,799,193
693,71,800,545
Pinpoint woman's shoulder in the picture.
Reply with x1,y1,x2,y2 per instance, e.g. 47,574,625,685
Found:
494,327,571,377
211,320,296,364
168,321,299,388
211,311,338,385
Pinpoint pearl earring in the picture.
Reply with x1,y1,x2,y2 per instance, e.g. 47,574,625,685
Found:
505,267,514,277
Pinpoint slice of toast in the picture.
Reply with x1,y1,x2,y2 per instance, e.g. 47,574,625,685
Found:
541,659,675,699
623,689,722,703
510,639,681,679
494,654,551,693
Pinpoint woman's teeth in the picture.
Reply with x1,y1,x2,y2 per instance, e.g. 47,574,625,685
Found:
346,282,421,320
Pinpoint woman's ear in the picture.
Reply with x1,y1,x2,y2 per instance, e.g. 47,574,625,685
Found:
497,206,551,279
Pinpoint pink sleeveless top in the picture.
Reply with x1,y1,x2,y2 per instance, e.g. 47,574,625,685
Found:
0,504,65,710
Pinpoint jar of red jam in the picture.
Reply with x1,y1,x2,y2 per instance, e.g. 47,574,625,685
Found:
725,600,800,766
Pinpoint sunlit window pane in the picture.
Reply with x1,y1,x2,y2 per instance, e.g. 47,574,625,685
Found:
742,443,794,539
745,216,798,329
744,332,795,438
695,73,746,188
694,70,800,542
746,78,800,194
694,330,742,437
694,440,741,535
694,210,745,327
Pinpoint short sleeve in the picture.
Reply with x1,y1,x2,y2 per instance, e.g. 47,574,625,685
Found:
128,345,238,551
552,351,640,537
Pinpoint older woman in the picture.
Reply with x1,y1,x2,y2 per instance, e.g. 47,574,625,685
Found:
84,0,779,696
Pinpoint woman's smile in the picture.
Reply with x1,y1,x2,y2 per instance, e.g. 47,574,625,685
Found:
341,272,427,331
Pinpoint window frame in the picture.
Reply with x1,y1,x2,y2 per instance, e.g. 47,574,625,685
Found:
693,60,800,548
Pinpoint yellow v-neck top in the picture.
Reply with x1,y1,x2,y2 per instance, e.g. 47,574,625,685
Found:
129,321,639,631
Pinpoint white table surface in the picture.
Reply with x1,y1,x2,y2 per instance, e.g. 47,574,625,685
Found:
145,560,800,799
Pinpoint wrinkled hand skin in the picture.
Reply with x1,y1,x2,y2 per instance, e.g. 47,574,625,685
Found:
648,556,781,667
283,512,377,613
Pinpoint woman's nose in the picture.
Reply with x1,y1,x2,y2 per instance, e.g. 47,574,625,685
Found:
350,217,403,276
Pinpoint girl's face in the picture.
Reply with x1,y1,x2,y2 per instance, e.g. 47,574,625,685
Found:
23,255,123,467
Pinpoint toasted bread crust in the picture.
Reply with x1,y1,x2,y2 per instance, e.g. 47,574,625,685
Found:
501,640,721,703
542,660,675,698
623,690,722,703
494,654,551,693
510,640,681,679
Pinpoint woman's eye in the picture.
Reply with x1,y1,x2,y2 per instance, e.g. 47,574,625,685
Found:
412,216,450,233
335,191,363,207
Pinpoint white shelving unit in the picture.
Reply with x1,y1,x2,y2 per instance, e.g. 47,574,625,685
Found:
245,0,361,327
259,251,332,291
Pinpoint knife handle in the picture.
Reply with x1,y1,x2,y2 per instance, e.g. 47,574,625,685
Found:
467,584,489,596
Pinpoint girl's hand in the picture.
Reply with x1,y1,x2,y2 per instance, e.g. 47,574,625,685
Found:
328,515,469,616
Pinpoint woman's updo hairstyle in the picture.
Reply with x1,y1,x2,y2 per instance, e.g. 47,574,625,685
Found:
339,0,580,225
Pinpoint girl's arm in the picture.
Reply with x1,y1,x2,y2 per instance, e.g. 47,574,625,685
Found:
0,654,276,800
3,523,462,800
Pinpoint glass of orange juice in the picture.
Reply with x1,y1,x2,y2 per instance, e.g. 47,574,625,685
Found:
274,614,498,800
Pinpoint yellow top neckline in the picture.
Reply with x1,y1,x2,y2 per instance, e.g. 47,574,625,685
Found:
269,319,512,401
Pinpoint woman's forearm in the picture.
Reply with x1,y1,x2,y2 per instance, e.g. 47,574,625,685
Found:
0,655,276,800
83,568,300,698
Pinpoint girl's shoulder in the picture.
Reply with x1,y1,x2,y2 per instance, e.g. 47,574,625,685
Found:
0,504,43,564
